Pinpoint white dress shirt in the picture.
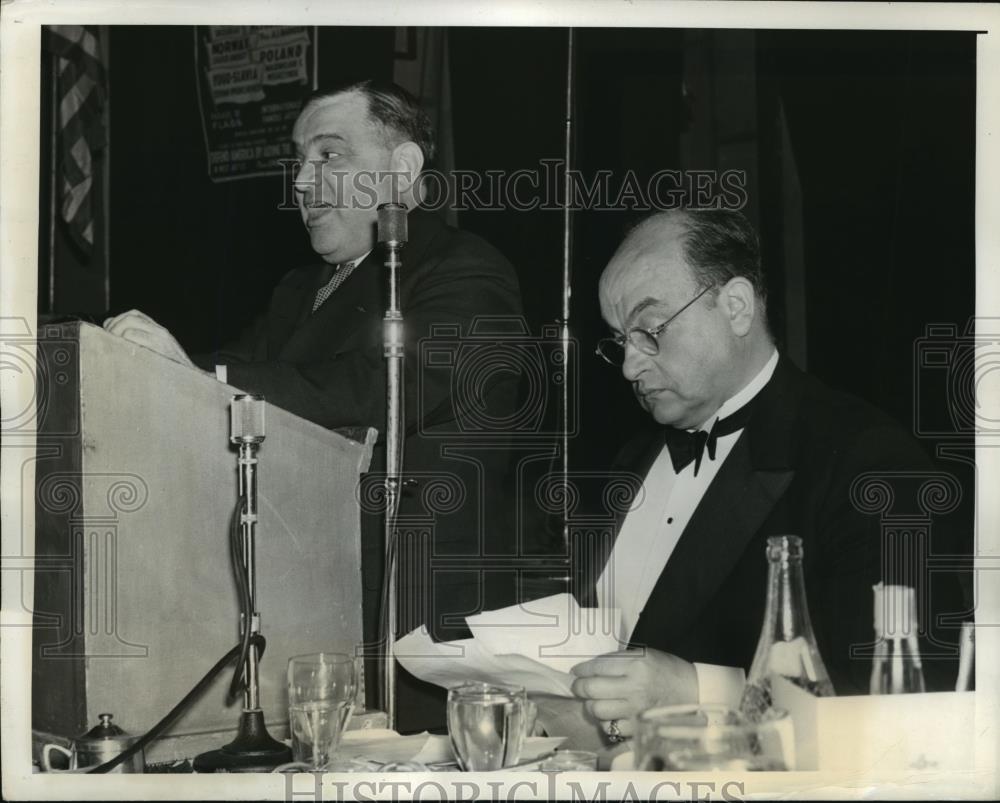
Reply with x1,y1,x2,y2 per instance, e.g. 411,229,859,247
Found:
597,348,779,705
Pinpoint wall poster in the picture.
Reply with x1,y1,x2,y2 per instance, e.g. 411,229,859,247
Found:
195,26,318,181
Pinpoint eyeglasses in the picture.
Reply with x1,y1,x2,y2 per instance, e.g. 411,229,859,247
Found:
595,285,714,366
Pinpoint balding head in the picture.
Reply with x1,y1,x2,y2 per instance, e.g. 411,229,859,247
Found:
597,209,774,428
599,213,689,312
603,209,767,316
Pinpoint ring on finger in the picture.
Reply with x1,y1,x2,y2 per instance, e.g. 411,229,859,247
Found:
606,719,627,744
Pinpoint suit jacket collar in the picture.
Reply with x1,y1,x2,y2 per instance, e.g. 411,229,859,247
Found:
744,353,804,472
619,354,804,646
613,355,802,504
280,208,448,355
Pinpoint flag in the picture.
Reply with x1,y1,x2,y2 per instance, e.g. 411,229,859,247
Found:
45,26,107,254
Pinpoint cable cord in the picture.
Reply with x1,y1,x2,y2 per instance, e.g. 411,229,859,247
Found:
85,633,267,773
227,496,253,701
377,390,405,714
86,495,257,773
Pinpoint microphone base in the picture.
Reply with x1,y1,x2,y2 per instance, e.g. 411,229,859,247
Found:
192,709,291,773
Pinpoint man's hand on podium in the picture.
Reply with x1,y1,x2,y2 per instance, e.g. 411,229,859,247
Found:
104,309,197,370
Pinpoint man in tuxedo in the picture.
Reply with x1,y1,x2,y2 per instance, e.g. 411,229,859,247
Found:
568,208,964,744
104,80,524,732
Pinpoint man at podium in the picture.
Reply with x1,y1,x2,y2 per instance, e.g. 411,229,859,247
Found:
103,79,524,733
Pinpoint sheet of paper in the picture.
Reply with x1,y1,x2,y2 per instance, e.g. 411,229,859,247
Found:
394,628,577,696
465,593,624,674
337,729,431,764
531,693,608,752
395,594,624,697
336,729,565,768
412,735,566,767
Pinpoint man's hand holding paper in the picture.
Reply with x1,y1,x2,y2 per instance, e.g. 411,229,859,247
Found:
396,593,633,746
465,593,625,676
569,648,698,741
396,594,625,697
395,593,709,746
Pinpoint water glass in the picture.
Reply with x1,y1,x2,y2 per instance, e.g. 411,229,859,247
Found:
287,652,357,770
447,682,528,772
634,704,791,771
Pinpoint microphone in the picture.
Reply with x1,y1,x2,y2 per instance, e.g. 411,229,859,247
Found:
193,392,291,771
230,394,265,444
377,202,408,248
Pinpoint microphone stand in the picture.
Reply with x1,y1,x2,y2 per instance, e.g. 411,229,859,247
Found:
194,395,291,772
378,203,407,731
560,28,576,556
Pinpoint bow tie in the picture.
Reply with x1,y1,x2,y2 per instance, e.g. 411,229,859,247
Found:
663,398,758,476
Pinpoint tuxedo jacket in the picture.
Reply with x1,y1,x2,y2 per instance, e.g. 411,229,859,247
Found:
586,356,963,694
196,209,524,730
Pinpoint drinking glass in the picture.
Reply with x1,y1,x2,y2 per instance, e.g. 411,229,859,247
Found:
634,704,792,771
447,682,527,772
287,652,357,770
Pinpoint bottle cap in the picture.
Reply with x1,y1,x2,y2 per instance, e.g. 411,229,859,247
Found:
766,534,803,562
81,713,128,741
872,583,919,638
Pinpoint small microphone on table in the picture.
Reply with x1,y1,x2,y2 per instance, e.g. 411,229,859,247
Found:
230,394,265,445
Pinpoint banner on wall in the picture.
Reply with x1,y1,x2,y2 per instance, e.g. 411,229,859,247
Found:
195,26,318,182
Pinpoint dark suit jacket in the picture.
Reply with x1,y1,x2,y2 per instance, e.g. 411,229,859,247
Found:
196,209,524,731
586,356,964,695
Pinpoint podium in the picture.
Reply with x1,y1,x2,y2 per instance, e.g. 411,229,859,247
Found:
30,321,376,764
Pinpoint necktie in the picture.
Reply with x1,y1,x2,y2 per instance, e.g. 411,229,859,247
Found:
663,396,759,476
312,261,357,312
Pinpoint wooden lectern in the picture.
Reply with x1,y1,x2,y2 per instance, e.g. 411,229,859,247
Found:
30,321,377,764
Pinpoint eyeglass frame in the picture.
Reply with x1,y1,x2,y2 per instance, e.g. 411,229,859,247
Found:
595,284,716,366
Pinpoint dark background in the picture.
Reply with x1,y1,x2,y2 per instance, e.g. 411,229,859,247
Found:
40,25,976,482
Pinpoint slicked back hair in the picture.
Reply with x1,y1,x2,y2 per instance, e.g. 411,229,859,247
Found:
633,208,767,305
303,79,436,165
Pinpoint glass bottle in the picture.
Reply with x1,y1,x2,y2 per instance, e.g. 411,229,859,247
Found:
869,583,926,694
740,535,835,720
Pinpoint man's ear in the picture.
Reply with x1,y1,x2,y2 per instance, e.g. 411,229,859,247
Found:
388,141,424,199
720,277,756,336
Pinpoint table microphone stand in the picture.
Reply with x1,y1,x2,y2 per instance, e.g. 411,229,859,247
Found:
194,395,291,772
378,202,407,731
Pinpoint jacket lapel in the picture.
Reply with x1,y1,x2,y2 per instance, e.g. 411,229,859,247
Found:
276,209,446,361
294,262,337,327
628,356,804,647
633,437,794,645
259,268,316,357
288,254,383,353
610,433,664,539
